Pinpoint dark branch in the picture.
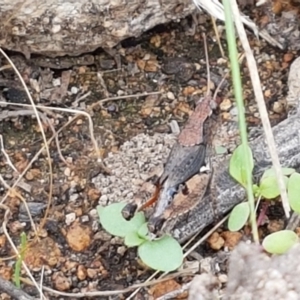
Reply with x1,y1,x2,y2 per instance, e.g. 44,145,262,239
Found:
0,277,36,300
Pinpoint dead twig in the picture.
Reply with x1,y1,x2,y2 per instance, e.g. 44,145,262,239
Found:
0,277,37,300
40,113,68,166
91,91,161,108
72,91,91,108
156,282,191,300
21,269,194,298
0,101,111,174
0,109,68,165
0,134,18,173
0,116,76,206
97,71,110,99
0,47,54,236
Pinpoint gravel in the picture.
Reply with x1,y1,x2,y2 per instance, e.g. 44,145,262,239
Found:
93,133,177,206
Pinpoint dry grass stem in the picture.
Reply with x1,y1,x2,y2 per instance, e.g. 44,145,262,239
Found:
229,0,291,217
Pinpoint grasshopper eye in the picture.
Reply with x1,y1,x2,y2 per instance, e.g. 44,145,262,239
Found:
167,187,177,204
148,217,166,234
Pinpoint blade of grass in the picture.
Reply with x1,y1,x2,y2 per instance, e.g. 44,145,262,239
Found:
13,232,27,288
228,0,291,218
223,0,259,243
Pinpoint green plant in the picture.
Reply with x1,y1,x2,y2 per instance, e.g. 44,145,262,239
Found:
222,0,298,254
228,146,299,254
97,203,183,272
223,0,258,242
13,232,27,288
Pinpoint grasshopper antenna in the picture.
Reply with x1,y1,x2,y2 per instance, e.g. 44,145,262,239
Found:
202,33,211,98
203,33,229,103
212,53,244,101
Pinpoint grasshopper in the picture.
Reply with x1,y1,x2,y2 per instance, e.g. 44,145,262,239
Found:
122,33,223,235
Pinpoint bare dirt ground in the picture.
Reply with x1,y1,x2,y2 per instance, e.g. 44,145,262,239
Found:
0,7,298,300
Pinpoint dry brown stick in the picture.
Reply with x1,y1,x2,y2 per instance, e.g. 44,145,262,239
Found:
40,113,68,166
0,109,44,120
0,277,37,300
21,269,194,298
0,101,111,174
0,48,54,239
0,109,68,182
229,0,290,218
0,116,78,206
91,91,161,107
156,282,191,300
0,134,18,173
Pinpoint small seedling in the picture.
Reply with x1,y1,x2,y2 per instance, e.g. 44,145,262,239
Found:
228,144,300,255
287,172,300,213
229,144,254,188
228,202,250,232
13,232,27,288
262,230,298,254
97,203,183,272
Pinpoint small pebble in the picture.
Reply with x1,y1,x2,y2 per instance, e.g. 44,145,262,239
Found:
169,120,180,135
81,215,89,223
88,209,98,219
220,98,232,111
69,194,79,202
64,167,71,177
230,107,238,116
117,246,127,256
167,91,175,100
107,104,118,112
53,78,61,87
77,265,87,281
71,86,78,94
273,101,285,114
65,213,76,225
218,274,228,283
99,195,108,203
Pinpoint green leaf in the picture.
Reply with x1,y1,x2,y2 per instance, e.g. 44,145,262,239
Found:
288,173,300,214
252,184,260,197
125,231,146,247
229,144,253,187
228,202,250,231
262,167,295,180
138,223,149,239
263,230,298,254
14,232,27,288
97,203,146,237
138,235,183,272
259,176,288,200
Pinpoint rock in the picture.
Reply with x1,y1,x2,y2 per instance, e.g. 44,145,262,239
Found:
219,98,232,111
188,274,220,300
77,265,87,281
52,272,71,291
66,221,91,252
225,242,300,300
65,212,76,225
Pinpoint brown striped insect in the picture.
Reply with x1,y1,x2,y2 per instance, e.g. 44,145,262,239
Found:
122,34,224,234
